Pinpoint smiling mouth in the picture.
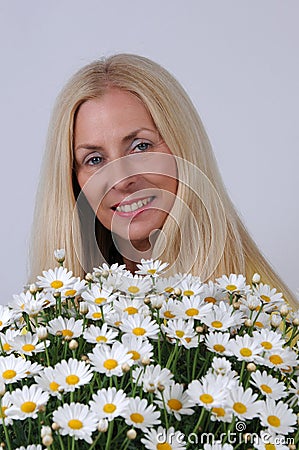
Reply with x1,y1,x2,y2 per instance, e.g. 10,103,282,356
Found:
112,196,155,213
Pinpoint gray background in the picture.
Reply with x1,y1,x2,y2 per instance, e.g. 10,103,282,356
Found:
0,0,298,304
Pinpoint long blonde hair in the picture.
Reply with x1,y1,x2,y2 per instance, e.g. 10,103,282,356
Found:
29,54,297,307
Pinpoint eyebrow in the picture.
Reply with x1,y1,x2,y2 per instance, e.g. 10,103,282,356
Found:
74,127,157,153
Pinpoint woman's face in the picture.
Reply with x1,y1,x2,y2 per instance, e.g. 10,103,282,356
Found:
74,88,178,252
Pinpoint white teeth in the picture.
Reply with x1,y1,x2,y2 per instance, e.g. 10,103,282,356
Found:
116,196,153,213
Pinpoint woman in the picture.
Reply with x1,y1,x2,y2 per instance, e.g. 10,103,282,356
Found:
29,53,297,306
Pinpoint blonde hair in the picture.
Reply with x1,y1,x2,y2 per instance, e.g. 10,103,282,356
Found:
29,54,297,307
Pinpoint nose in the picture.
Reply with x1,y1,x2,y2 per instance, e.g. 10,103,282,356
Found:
110,157,140,192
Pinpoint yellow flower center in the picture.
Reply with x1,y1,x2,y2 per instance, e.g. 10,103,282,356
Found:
261,384,272,394
269,355,283,365
66,374,79,385
128,350,140,361
128,286,140,294
211,321,223,329
164,311,175,319
124,306,138,315
50,381,60,392
104,359,118,370
157,444,172,450
186,308,199,317
51,280,63,289
0,321,2,327
0,406,7,419
265,445,276,450
267,415,281,427
132,327,146,336
255,321,264,328
96,336,108,343
92,312,102,319
261,341,272,350
226,284,237,291
95,297,106,305
167,399,182,411
200,394,214,404
183,290,194,296
3,343,11,352
212,407,225,417
233,402,247,414
164,287,174,293
130,413,144,423
240,347,252,357
260,295,271,302
62,329,73,337
204,297,217,304
147,269,156,275
175,330,184,338
22,344,35,352
103,403,116,413
2,369,16,380
65,289,76,297
68,419,83,429
213,344,225,353
21,401,36,413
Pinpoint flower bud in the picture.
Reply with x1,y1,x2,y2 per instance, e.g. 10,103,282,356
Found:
52,422,60,431
141,357,151,366
98,418,108,432
29,283,38,295
280,305,289,317
122,363,131,373
42,434,53,446
247,363,256,372
292,317,299,326
252,273,260,283
271,313,282,328
69,339,78,350
150,294,164,309
127,429,137,440
233,301,240,310
53,291,61,298
244,319,253,327
36,326,48,340
41,425,52,438
143,297,151,305
54,249,65,263
101,270,109,278
79,301,89,315
174,287,182,296
196,326,204,333
85,273,93,282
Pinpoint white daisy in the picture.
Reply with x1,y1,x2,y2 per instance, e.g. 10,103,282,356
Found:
34,366,63,398
0,329,18,354
202,302,244,331
253,431,290,450
119,314,159,339
210,405,233,423
155,275,182,296
37,266,76,292
89,387,129,421
174,296,213,320
9,291,46,316
113,295,150,317
121,334,154,365
200,280,226,305
15,446,44,450
253,283,285,309
81,284,116,306
88,341,133,377
216,274,248,294
160,298,179,320
62,278,87,299
250,370,287,400
52,402,98,444
141,426,186,450
83,323,119,345
187,375,228,410
0,391,13,426
210,357,234,377
288,377,299,407
252,329,285,352
48,316,83,339
263,347,298,372
177,276,203,297
0,354,33,384
228,385,262,420
121,274,152,297
161,318,196,346
205,332,233,356
259,398,297,435
135,258,169,277
12,332,50,356
155,383,195,420
227,334,263,363
85,303,113,321
124,396,160,430
6,385,49,420
132,364,174,393
0,305,15,331
54,358,93,392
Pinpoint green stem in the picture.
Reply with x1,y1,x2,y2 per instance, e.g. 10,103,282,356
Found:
105,420,114,450
89,432,102,450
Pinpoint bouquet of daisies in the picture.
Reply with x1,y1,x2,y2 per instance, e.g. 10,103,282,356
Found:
0,250,298,450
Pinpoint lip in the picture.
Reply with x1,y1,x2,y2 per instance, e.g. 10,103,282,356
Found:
111,196,156,217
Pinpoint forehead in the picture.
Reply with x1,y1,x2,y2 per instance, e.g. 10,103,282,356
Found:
74,88,155,134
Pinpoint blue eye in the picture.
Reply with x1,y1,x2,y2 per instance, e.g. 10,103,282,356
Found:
134,142,151,152
87,156,103,166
